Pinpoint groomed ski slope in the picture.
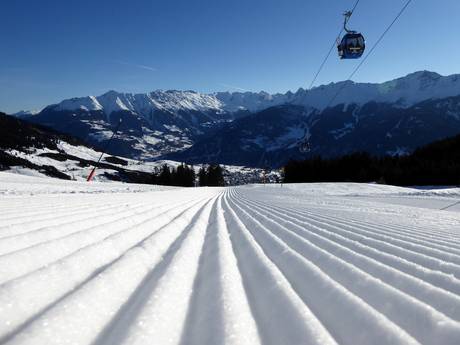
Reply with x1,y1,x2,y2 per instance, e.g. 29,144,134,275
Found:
1,173,460,345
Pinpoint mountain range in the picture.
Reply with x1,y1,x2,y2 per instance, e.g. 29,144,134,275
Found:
12,70,460,167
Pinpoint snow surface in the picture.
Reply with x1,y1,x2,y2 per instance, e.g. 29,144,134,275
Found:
54,96,103,112
0,172,175,195
1,176,460,345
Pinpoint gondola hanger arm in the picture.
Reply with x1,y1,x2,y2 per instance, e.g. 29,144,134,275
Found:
343,11,354,33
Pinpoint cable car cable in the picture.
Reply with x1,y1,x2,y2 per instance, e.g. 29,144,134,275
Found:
302,0,362,153
325,0,414,109
308,0,361,89
308,34,342,90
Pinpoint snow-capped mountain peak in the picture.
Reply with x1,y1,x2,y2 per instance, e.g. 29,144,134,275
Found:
54,96,103,113
290,71,460,110
13,109,41,117
147,90,224,112
47,90,230,120
376,70,460,106
39,70,460,120
405,70,442,80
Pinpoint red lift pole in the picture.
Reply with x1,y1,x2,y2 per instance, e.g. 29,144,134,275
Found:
87,118,123,182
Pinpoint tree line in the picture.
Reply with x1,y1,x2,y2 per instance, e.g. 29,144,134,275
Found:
155,163,196,186
152,163,225,187
198,164,225,186
283,133,460,186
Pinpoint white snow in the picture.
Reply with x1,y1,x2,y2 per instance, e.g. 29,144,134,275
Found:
329,122,355,140
88,130,114,141
0,172,174,196
141,135,162,146
215,91,292,113
54,96,103,112
386,146,410,156
1,176,460,344
12,110,41,117
5,167,50,178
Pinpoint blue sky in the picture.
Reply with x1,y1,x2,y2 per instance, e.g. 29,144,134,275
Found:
1,0,459,113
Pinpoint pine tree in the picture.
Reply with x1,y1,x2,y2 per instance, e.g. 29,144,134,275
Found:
158,164,172,185
207,164,225,186
198,166,208,186
175,163,186,186
184,164,196,187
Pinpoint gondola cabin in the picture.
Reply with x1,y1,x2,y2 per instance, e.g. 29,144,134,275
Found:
338,32,365,59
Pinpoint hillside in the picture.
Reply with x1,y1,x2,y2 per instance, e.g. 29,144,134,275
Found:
169,94,460,167
0,113,275,185
284,131,460,186
0,112,176,183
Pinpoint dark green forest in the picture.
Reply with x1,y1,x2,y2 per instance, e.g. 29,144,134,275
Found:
284,132,460,186
154,163,225,187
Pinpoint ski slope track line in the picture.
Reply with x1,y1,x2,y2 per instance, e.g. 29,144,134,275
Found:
1,177,460,345
227,192,460,344
234,191,460,295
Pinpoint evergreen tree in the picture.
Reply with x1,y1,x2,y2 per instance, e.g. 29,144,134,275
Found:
174,163,186,186
184,164,196,187
159,163,196,187
282,135,460,187
158,164,172,185
198,166,208,186
206,164,225,186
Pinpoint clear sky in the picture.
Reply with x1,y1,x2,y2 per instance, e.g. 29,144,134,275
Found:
1,0,459,113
